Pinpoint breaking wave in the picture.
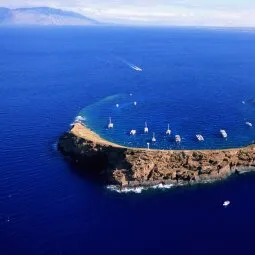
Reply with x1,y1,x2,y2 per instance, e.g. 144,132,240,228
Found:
107,183,175,193
106,177,232,194
75,115,86,122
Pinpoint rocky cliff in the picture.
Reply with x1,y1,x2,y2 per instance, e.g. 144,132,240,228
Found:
58,123,255,188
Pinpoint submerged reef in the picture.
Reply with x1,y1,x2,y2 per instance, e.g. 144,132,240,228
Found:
58,123,255,189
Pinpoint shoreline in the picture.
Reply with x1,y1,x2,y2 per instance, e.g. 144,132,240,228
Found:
70,122,253,152
58,123,255,190
107,169,255,193
70,122,125,148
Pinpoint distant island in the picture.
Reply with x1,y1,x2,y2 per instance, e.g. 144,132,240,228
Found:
0,7,100,26
58,123,255,189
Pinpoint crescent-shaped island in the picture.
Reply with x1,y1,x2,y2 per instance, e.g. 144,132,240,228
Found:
58,122,255,189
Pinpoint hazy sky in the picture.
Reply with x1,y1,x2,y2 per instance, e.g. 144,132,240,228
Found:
2,0,255,26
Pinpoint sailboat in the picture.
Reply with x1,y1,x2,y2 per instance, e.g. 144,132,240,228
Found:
152,132,156,142
166,124,171,135
108,117,113,129
144,122,149,133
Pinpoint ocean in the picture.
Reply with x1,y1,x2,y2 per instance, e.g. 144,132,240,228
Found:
1,26,255,254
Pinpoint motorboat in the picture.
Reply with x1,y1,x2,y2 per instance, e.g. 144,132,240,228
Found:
131,65,142,72
220,129,228,138
246,121,253,127
196,134,204,141
130,130,136,135
175,135,181,143
223,201,230,207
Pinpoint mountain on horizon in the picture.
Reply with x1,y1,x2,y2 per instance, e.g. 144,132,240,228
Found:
0,7,100,26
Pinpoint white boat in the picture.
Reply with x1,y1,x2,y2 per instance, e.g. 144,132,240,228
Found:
116,104,119,108
152,132,156,142
166,124,171,135
175,135,181,143
246,121,253,127
130,129,136,135
144,122,149,133
131,65,142,72
220,129,228,138
134,101,137,106
108,117,114,129
223,200,230,207
196,134,204,141
134,67,142,71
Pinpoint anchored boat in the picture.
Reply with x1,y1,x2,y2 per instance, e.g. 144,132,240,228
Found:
152,132,156,142
175,135,181,143
196,134,204,141
166,124,171,135
130,129,137,135
108,117,114,129
144,122,149,133
220,129,228,139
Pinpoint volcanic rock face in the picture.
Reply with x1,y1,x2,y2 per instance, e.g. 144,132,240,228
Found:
58,123,255,188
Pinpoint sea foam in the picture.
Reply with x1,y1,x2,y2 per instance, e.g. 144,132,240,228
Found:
75,116,86,122
107,185,145,194
107,183,174,193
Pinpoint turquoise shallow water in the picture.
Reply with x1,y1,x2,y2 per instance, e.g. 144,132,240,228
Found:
75,28,255,150
79,90,255,150
1,27,255,255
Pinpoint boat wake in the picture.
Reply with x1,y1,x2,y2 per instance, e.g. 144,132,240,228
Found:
129,64,143,72
117,57,143,72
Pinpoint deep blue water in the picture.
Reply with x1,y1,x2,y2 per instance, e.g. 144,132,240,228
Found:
1,26,255,254
77,28,255,150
